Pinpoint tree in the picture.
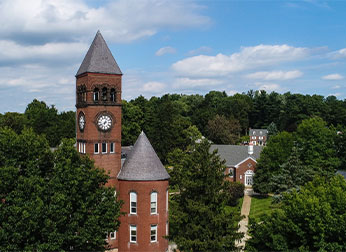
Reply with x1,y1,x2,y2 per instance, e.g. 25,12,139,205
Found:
122,100,143,146
253,131,294,194
0,128,122,251
246,175,346,251
267,121,278,139
207,115,241,144
0,112,28,134
168,140,243,251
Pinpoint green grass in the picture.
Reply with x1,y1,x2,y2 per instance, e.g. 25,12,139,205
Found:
249,195,279,221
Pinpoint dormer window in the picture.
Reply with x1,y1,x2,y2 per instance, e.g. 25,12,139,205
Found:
102,87,107,101
93,88,99,101
110,88,116,102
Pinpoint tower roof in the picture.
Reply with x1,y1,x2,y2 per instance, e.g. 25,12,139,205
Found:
118,132,170,181
76,31,122,77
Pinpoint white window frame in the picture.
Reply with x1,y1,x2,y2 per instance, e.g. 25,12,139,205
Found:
78,142,81,153
229,168,234,177
110,142,115,153
93,89,99,101
166,221,169,236
130,192,137,214
102,142,107,154
130,225,137,243
151,192,157,215
166,189,169,212
150,225,157,243
83,143,86,154
110,231,116,240
94,143,99,154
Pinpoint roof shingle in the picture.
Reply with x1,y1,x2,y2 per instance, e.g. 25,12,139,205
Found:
76,31,122,76
117,132,170,181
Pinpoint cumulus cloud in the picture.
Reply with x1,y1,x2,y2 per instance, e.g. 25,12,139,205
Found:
142,81,166,92
172,44,310,77
321,73,344,80
173,77,224,88
246,70,303,80
328,48,346,59
255,82,281,92
155,46,176,56
0,0,210,44
188,46,212,55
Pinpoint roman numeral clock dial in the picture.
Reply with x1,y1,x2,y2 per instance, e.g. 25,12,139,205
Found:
97,114,112,131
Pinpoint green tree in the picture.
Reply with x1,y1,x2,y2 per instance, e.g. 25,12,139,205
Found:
253,131,294,194
0,112,28,134
0,128,122,251
207,115,241,144
246,175,346,251
169,140,243,251
122,100,143,146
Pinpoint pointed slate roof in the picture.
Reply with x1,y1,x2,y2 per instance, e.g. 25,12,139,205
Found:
76,31,122,77
117,132,170,181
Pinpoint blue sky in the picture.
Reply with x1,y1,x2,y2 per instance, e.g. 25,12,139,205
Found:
0,0,346,113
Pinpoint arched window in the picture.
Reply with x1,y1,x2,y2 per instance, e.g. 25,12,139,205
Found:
93,88,99,101
110,88,116,102
130,192,137,214
150,192,157,214
102,87,107,101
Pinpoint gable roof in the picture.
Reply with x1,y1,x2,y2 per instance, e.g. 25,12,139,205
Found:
249,129,268,136
117,131,170,181
76,31,122,77
210,145,263,167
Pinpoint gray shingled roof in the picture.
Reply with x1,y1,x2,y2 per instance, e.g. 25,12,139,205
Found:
249,129,268,136
117,132,170,181
337,170,346,179
76,31,122,76
210,145,263,167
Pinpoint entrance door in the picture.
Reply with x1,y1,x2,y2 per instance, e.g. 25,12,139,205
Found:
244,170,254,186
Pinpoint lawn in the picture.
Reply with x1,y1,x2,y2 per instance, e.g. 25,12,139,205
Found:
249,195,279,221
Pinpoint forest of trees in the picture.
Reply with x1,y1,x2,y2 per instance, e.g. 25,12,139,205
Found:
2,90,345,164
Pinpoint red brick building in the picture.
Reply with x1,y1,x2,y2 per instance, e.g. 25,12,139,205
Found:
75,31,170,252
210,144,263,186
249,129,268,146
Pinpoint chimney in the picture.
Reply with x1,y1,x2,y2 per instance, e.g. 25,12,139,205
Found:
248,142,254,155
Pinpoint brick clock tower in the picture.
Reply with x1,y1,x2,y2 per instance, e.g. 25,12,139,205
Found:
75,31,122,187
75,31,170,252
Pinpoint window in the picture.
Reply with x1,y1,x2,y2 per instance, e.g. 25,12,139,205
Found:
102,142,107,154
82,85,87,102
166,189,169,212
229,168,234,177
166,222,169,236
253,131,255,135
110,142,115,153
110,88,116,102
247,163,253,168
110,231,116,240
252,136,256,140
102,87,107,101
240,175,242,180
259,136,263,140
93,88,99,101
130,225,137,243
94,143,99,154
78,142,86,154
150,225,157,242
151,192,157,214
130,192,137,214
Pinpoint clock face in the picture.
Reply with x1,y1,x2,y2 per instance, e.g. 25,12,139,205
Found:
79,113,85,131
97,115,112,131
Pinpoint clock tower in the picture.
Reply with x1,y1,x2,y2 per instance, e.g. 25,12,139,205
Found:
75,31,122,187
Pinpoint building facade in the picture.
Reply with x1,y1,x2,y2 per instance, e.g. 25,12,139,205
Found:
249,129,268,146
210,144,263,187
75,31,169,251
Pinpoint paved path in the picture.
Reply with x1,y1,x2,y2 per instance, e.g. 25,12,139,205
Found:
236,189,253,250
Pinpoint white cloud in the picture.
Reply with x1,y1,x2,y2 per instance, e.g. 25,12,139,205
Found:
142,81,166,92
172,44,310,77
155,46,176,56
246,70,303,80
332,85,341,89
255,82,281,92
321,73,344,80
188,46,212,55
0,0,210,44
173,77,224,88
0,40,87,63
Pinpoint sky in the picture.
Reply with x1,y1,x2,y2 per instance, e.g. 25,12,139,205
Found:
1,0,346,113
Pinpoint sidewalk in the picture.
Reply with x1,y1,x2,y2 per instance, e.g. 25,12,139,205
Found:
235,188,253,250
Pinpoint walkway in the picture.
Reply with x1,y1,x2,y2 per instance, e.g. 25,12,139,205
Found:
235,188,253,250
